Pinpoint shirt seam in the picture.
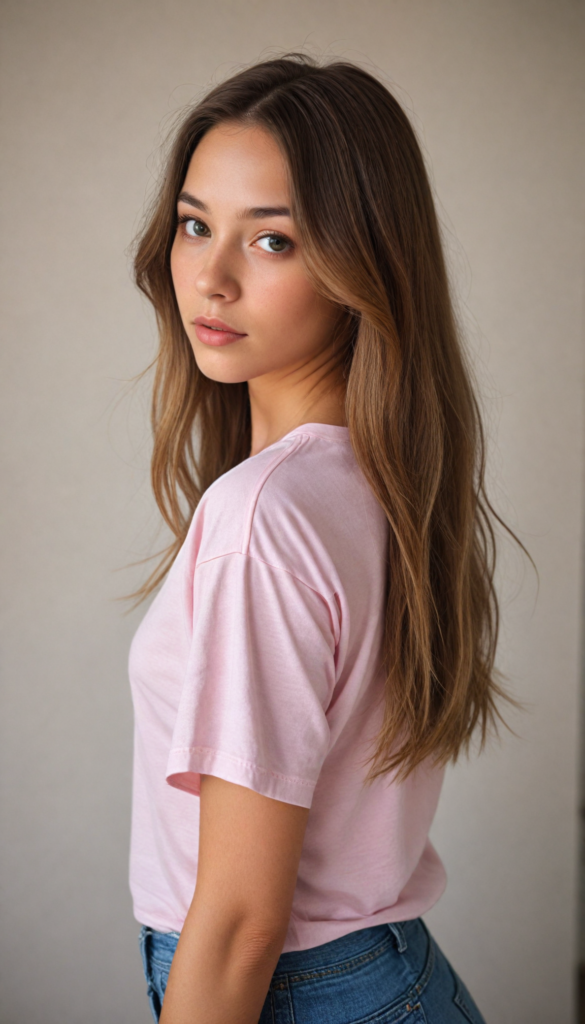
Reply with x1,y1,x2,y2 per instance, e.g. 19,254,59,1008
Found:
195,549,337,608
282,429,350,444
193,551,340,694
242,432,307,554
168,745,317,789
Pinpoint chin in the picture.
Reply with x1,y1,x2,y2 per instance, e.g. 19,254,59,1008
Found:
193,345,280,385
193,352,252,385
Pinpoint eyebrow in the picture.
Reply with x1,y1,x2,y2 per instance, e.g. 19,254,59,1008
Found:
177,191,291,219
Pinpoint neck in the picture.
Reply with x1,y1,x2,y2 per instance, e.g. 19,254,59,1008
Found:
247,372,347,458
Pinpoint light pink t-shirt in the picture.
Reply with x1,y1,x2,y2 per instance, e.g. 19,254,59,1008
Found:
128,422,447,951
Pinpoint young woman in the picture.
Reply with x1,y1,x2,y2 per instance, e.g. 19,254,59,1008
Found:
128,53,523,1024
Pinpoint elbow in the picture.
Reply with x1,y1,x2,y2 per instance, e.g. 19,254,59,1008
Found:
231,922,285,976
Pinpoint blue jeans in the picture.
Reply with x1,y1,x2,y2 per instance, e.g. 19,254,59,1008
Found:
138,917,487,1023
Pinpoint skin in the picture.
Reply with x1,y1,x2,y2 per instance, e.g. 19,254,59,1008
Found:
170,120,347,456
160,124,346,1024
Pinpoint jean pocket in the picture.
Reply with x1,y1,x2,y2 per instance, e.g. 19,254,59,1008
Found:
374,998,428,1024
151,959,170,997
450,966,486,1024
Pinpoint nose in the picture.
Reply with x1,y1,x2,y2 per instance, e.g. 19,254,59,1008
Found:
195,241,241,302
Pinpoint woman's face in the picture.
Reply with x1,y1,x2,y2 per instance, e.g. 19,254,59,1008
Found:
170,122,339,384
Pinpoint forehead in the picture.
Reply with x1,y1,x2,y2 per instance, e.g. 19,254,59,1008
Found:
181,123,290,207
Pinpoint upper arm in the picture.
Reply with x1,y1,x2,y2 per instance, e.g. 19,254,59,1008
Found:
169,554,334,952
166,554,335,808
193,774,310,945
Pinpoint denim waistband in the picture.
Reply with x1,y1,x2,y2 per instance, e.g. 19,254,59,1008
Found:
140,917,418,974
270,918,416,977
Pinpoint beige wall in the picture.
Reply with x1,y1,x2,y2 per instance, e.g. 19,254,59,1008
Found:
1,2,583,1022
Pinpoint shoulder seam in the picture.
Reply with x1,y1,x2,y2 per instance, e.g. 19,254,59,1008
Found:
195,550,340,657
241,433,307,555
195,548,335,605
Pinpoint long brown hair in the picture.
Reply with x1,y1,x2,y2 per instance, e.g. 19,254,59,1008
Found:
132,52,528,783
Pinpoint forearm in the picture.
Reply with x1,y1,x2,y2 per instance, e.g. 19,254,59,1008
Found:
159,907,283,1024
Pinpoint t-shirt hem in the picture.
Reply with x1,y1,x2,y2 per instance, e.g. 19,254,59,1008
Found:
281,881,448,952
133,908,184,935
132,881,448,952
166,746,317,809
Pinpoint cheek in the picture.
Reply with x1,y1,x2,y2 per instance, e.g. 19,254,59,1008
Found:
255,267,331,335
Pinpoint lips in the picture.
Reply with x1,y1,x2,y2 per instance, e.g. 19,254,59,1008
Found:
193,316,247,347
194,316,246,334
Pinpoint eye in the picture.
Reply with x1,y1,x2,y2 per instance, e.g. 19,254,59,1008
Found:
178,216,209,238
256,233,292,254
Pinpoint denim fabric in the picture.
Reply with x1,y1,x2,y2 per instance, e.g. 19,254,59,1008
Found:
138,917,487,1023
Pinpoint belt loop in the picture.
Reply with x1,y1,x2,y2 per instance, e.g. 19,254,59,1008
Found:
388,922,408,953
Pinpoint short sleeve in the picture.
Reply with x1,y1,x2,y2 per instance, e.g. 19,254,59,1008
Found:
165,552,337,808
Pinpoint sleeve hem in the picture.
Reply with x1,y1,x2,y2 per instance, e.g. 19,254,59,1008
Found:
166,746,317,809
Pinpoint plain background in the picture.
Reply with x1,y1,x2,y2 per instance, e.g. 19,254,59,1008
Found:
1,1,584,1022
